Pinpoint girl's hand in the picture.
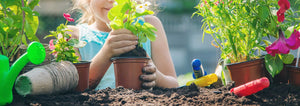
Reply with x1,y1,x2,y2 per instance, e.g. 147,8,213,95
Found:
140,62,157,89
103,29,138,58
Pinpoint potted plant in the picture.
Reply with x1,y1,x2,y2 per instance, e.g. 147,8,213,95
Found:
0,0,40,62
193,0,299,86
108,0,157,90
44,13,88,92
263,0,300,84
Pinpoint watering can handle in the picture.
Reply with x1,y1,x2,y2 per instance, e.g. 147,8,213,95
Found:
0,41,46,105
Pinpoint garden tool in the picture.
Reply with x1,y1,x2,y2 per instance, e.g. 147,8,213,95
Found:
186,73,218,87
230,77,270,97
191,59,207,79
0,42,45,105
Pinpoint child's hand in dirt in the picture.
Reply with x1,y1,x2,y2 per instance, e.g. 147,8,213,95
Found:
140,62,157,89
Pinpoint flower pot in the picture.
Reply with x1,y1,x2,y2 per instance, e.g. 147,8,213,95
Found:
73,61,91,92
285,65,300,86
111,57,150,90
226,58,266,87
273,65,288,83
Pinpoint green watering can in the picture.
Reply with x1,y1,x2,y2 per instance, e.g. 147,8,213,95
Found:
0,42,45,105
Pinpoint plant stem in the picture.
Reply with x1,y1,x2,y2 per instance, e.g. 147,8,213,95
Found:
21,0,25,36
296,48,300,67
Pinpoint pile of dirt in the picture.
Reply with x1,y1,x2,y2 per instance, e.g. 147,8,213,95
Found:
8,82,300,105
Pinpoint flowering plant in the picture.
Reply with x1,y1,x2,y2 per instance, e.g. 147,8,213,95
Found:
44,13,86,63
194,0,300,68
108,0,157,47
264,0,300,77
194,0,276,63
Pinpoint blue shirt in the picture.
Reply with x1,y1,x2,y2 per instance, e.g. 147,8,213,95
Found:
77,23,151,90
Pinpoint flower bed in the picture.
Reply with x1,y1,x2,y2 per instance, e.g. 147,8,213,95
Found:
9,82,300,105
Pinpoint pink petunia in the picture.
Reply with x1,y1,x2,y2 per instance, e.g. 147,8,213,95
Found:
286,29,300,50
49,39,55,50
277,8,286,22
266,30,290,56
276,0,290,22
278,0,290,10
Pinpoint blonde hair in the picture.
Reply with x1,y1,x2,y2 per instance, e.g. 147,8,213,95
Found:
71,0,94,24
71,0,158,25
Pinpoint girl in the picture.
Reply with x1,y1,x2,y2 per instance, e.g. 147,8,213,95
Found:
68,0,178,90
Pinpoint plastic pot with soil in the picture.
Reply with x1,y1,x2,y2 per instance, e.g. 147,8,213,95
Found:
226,58,267,87
111,46,149,90
73,61,91,92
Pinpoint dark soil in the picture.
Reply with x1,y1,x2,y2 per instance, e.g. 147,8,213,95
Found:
8,81,300,106
119,45,146,57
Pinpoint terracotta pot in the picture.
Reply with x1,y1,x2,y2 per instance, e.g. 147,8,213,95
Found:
226,58,266,87
73,61,91,92
273,65,288,83
285,65,300,86
111,57,150,90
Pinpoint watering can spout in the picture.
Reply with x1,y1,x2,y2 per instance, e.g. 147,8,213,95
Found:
0,42,46,105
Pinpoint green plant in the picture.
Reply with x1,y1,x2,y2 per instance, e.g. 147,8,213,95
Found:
193,0,299,63
194,0,300,77
108,0,157,47
44,13,86,63
0,0,40,60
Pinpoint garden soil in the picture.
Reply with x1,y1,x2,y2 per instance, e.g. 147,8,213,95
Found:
9,82,300,105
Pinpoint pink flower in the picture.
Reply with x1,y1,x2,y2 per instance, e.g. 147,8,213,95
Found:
285,29,300,50
278,0,290,10
66,17,75,22
49,39,55,50
277,0,290,22
63,13,71,19
63,13,75,22
214,1,219,6
266,29,290,56
277,8,286,22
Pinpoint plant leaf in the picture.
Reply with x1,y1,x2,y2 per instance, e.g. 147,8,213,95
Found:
281,54,294,64
265,54,284,77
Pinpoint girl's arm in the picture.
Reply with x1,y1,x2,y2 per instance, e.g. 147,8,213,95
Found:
145,15,179,88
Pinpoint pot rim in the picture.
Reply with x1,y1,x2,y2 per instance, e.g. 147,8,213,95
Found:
226,58,264,66
111,57,150,61
73,61,91,65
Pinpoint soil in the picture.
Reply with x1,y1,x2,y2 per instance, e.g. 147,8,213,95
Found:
119,45,147,57
8,81,300,106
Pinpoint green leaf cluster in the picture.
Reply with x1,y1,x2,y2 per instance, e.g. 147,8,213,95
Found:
193,0,300,64
108,0,157,47
0,0,40,60
265,54,294,77
44,21,79,63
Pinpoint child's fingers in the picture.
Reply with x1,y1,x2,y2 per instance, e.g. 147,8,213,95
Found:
111,29,133,35
142,65,156,74
140,73,156,82
111,40,138,48
108,33,138,42
112,45,136,56
142,81,155,89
